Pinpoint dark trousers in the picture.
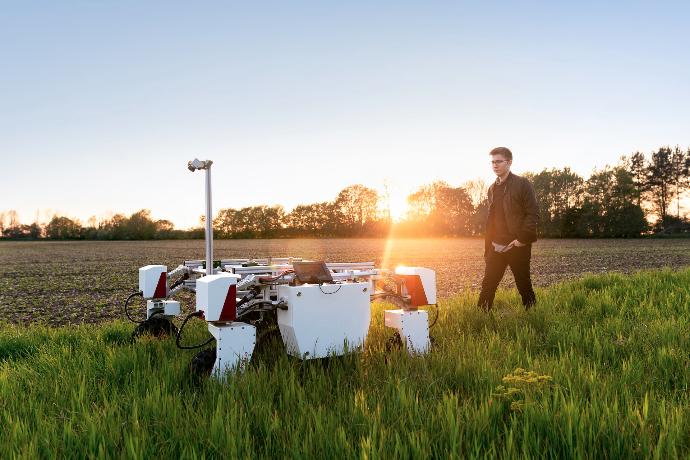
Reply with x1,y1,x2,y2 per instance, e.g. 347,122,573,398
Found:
478,244,536,310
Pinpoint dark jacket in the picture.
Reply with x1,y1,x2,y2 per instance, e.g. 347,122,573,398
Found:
484,172,538,255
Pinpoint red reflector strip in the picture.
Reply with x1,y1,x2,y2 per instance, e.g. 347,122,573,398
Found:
218,284,237,321
153,272,167,298
399,274,428,307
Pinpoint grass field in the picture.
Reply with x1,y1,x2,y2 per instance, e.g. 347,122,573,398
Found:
2,268,689,458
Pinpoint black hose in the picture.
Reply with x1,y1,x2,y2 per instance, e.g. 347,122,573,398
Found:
124,292,145,324
429,303,439,329
318,284,342,295
175,311,215,350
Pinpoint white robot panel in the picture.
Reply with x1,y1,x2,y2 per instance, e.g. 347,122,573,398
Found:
277,282,371,359
139,265,168,299
196,273,242,322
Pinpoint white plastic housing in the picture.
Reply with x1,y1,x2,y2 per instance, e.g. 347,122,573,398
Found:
384,309,430,354
139,265,168,299
146,300,181,319
196,273,241,322
208,322,256,377
277,282,371,359
394,266,437,306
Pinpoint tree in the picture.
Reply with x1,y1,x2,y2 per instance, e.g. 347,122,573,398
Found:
45,216,82,239
583,166,647,237
470,199,489,236
7,210,18,228
428,186,472,236
334,185,380,235
213,205,285,238
2,224,37,239
99,214,129,240
27,223,42,239
406,183,438,224
285,202,335,237
214,208,239,237
524,171,555,237
560,203,594,237
646,146,675,227
406,181,474,236
607,167,647,236
155,219,175,239
552,168,583,221
253,205,285,237
670,146,689,219
626,151,648,207
460,179,489,236
526,169,584,237
462,179,488,208
126,210,157,240
215,207,251,238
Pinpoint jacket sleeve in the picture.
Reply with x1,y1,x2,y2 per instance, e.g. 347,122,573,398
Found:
518,180,538,244
484,185,494,259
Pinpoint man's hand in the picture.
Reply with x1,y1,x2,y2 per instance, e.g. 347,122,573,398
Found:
510,239,526,247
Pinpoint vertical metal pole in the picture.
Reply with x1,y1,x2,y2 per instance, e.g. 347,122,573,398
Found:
205,165,213,275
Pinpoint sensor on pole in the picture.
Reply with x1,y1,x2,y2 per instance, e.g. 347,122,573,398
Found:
187,158,214,276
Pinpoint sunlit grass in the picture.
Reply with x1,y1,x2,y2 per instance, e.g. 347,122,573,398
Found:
1,268,689,458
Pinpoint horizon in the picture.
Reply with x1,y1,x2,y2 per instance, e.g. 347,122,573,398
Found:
2,152,688,231
2,2,689,229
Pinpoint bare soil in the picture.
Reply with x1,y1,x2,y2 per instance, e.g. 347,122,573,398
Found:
1,238,688,326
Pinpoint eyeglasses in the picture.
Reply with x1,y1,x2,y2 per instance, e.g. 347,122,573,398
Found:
491,160,507,165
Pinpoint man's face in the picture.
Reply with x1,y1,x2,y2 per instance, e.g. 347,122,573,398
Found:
491,154,512,177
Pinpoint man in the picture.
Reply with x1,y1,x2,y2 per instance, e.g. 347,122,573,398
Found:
478,147,538,311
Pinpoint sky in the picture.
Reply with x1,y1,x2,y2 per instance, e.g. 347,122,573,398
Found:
1,1,689,228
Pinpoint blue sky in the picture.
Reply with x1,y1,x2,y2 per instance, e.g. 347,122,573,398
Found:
1,1,688,228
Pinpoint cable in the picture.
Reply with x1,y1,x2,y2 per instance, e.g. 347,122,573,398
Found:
175,311,215,350
124,291,145,324
318,284,342,295
429,303,439,329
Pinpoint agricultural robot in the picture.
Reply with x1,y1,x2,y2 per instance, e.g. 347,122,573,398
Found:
123,159,438,378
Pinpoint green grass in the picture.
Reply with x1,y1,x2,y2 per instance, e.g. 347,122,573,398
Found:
1,268,690,459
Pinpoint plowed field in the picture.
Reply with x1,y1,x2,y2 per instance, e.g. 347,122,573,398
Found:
1,238,688,325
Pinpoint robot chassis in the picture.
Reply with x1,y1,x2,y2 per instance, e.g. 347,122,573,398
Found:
124,159,438,379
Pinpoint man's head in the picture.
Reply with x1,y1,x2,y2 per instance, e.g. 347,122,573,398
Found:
490,147,512,180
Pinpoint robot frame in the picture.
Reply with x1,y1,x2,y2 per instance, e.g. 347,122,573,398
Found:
124,159,438,378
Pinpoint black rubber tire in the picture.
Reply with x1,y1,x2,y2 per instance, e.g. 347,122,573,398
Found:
190,348,216,378
131,317,179,341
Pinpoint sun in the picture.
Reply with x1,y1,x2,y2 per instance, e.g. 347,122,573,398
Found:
380,182,410,222
388,192,409,222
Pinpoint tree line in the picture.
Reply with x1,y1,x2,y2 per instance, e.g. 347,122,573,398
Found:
0,210,199,241
2,145,688,240
526,145,689,237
